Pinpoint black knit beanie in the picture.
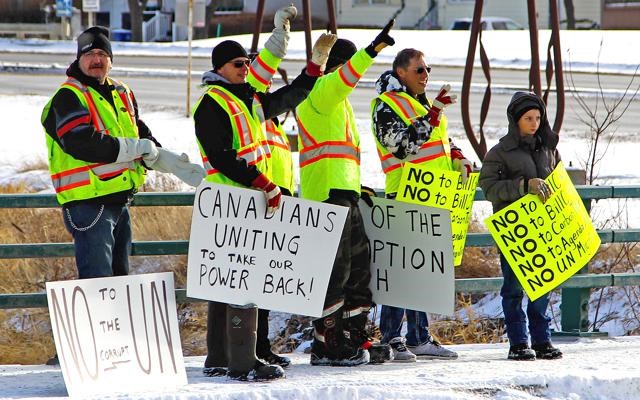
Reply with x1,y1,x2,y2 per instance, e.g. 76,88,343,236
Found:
77,26,113,60
211,40,249,70
325,38,357,72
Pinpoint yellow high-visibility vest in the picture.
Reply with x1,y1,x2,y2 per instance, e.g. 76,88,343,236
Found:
194,85,270,187
371,90,452,195
42,77,146,205
297,48,373,202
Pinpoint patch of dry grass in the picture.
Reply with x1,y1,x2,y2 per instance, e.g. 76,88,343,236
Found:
0,180,204,364
2,183,639,364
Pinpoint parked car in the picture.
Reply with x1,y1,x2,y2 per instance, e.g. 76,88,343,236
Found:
450,17,525,30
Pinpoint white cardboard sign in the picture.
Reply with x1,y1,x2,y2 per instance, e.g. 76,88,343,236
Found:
187,182,348,317
46,272,187,398
361,197,455,316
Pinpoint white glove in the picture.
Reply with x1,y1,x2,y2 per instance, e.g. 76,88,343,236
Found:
274,5,297,31
264,28,288,59
311,33,338,72
151,148,206,187
453,157,473,184
115,137,159,165
264,5,297,58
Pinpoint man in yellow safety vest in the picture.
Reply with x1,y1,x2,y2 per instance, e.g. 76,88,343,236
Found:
42,26,203,281
296,20,396,367
193,6,336,381
371,48,470,362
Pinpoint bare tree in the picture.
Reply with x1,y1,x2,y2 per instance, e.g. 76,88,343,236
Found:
128,0,149,42
566,40,640,185
566,41,640,333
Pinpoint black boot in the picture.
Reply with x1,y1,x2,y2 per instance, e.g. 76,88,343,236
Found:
203,301,228,376
259,352,292,368
508,343,536,361
532,342,563,360
255,309,291,368
45,354,59,366
310,311,369,367
226,305,285,381
343,313,391,364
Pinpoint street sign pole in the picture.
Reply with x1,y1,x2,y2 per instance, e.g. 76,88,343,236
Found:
186,0,193,118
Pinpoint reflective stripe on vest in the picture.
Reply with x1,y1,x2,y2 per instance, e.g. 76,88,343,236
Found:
62,78,106,132
297,115,360,168
373,91,452,194
338,59,362,88
50,161,136,193
265,119,294,193
199,87,269,179
248,53,277,88
44,79,145,202
377,139,447,173
265,119,288,151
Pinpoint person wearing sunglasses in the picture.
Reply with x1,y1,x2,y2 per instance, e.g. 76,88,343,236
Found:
371,48,470,362
194,5,336,382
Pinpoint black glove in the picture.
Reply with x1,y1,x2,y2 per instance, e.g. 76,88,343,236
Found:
366,19,395,57
360,185,378,207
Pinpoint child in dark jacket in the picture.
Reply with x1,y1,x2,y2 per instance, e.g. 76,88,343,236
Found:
479,92,563,361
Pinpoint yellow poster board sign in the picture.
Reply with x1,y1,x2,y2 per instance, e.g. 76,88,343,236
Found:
484,162,601,301
396,164,478,266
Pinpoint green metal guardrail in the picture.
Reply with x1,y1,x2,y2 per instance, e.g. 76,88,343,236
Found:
1,187,639,334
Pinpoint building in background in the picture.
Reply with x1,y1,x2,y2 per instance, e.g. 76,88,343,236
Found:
1,0,639,43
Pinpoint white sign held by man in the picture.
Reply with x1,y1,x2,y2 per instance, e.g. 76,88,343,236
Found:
361,197,455,316
46,272,187,398
187,182,348,317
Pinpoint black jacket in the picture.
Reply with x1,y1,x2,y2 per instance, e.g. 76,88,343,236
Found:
194,70,316,187
42,61,159,205
479,92,561,212
372,70,462,160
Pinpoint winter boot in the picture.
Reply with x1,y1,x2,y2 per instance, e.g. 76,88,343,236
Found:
532,342,563,360
203,301,228,376
45,354,59,366
508,343,536,361
343,313,391,364
259,352,292,368
255,308,291,368
310,312,370,367
225,304,285,381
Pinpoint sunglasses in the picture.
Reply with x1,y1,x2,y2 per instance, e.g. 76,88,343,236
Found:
415,66,432,74
230,59,251,68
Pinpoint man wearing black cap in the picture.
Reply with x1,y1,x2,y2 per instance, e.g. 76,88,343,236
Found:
295,21,396,367
41,26,163,282
193,6,336,380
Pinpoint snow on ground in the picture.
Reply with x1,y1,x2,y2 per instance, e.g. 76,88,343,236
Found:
1,29,640,399
2,337,640,400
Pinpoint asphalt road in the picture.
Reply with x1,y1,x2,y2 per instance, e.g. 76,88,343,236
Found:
2,52,639,133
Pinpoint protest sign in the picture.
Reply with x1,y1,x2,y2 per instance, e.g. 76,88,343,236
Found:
485,162,601,301
361,197,454,315
396,164,478,266
187,182,348,317
46,272,186,398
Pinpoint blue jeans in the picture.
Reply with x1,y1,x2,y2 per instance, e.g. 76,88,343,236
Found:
380,305,431,346
62,202,131,279
500,254,551,346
